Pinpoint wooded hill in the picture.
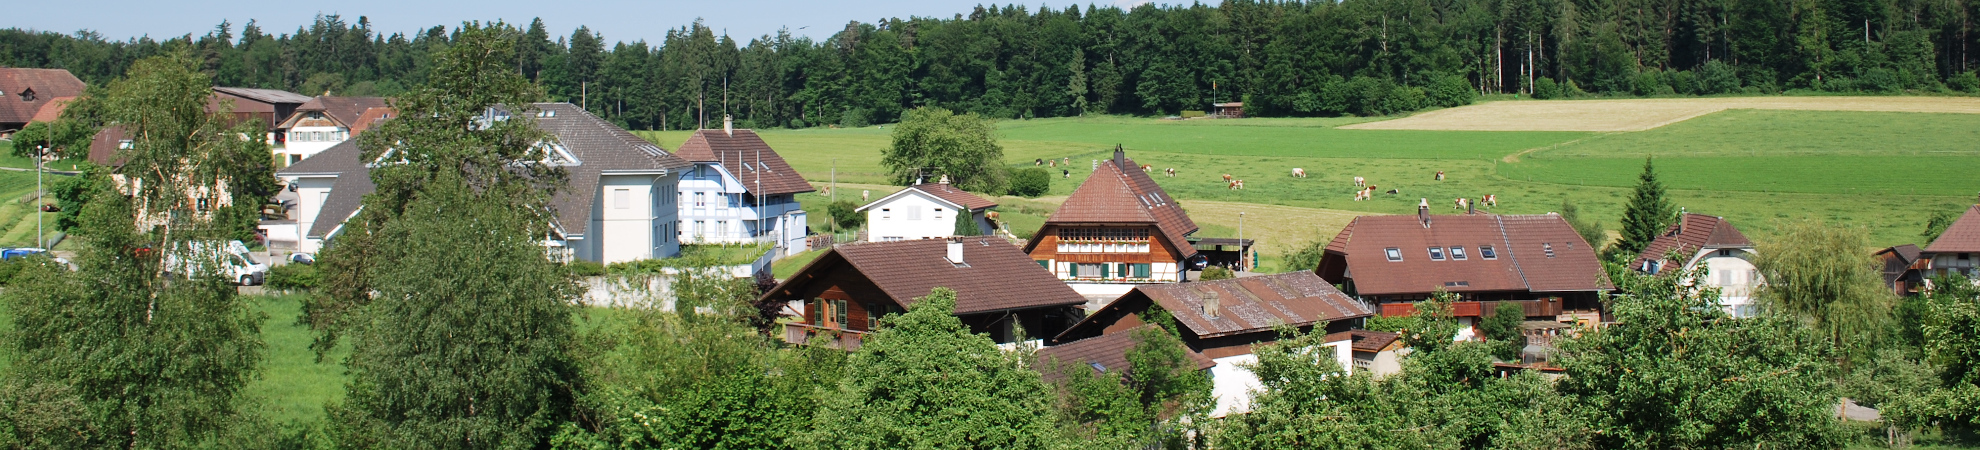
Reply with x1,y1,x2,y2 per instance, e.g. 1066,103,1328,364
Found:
3,0,1975,129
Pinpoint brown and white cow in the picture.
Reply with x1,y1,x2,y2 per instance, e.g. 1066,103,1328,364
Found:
1291,168,1307,178
1482,194,1497,207
1435,171,1445,181
1454,197,1469,210
1165,168,1177,177
1353,176,1365,187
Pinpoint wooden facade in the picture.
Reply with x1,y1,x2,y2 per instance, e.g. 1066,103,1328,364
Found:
1030,224,1190,282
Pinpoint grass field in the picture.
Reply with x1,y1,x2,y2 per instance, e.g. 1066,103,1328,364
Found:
244,294,347,424
1345,96,1980,131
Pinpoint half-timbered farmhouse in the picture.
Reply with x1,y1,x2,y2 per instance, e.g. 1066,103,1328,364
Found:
1025,147,1198,302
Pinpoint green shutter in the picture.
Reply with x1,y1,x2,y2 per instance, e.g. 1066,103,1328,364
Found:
1135,263,1151,278
1038,260,1049,270
1100,263,1110,278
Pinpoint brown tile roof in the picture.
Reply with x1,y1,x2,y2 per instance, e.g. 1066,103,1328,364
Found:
212,87,313,105
766,236,1088,315
29,96,72,123
914,182,998,211
279,96,390,130
0,68,85,126
86,125,130,167
1324,213,1609,296
1035,324,1216,382
1323,330,1402,352
673,129,814,196
1027,147,1197,258
278,103,691,239
1926,205,1980,253
1632,213,1753,269
1096,271,1372,340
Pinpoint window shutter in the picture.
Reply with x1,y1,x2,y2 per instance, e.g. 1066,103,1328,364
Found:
1100,263,1110,278
1037,260,1049,269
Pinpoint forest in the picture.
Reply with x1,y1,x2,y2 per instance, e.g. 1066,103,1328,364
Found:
3,0,1978,131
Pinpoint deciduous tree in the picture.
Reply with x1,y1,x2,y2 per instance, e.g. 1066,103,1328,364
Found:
881,107,1008,194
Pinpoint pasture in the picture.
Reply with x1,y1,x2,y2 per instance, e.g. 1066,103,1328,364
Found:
643,101,1978,254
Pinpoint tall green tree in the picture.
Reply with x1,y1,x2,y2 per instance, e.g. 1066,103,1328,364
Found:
314,22,583,448
1615,158,1676,256
797,287,1069,449
1755,219,1895,365
881,107,1009,194
953,209,983,236
1561,199,1608,249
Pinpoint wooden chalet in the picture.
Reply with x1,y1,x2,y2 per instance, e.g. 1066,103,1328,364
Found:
1877,244,1928,296
763,236,1088,348
1923,203,1980,280
1025,146,1198,302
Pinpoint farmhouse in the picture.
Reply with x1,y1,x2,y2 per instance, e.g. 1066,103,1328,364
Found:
672,116,812,255
274,103,691,263
0,68,85,132
1922,203,1980,280
857,177,997,242
763,236,1087,347
272,96,392,165
1025,147,1198,301
1315,203,1610,327
210,87,312,134
1877,244,1929,296
1053,270,1374,415
1631,213,1761,317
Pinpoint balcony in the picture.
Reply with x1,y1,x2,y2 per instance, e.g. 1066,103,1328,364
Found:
783,322,870,351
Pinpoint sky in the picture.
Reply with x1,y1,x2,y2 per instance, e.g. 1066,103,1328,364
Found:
7,0,1171,45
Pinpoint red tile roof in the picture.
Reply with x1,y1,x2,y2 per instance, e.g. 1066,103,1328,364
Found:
1632,213,1753,269
1324,213,1609,296
212,87,313,105
1926,205,1980,253
1076,271,1373,340
1027,148,1197,258
913,182,997,211
279,96,390,130
765,236,1088,315
673,129,814,196
0,68,85,126
28,96,72,123
1035,324,1217,382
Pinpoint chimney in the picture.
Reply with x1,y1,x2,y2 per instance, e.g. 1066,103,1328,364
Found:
1418,198,1432,228
723,114,733,136
1113,144,1126,169
1467,198,1475,215
1676,207,1687,236
938,174,950,185
946,238,965,265
1203,292,1222,319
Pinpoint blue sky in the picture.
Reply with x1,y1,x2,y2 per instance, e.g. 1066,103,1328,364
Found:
7,0,1172,44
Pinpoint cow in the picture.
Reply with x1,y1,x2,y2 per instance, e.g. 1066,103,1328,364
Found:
1291,168,1307,178
1229,179,1245,190
1386,188,1399,195
862,190,871,202
1063,169,1071,178
1141,164,1154,173
1222,174,1234,183
1353,176,1366,187
1062,157,1071,166
1165,168,1176,177
986,211,1001,221
1048,159,1057,168
1482,194,1497,207
1035,158,1044,166
1435,171,1445,181
1454,197,1469,210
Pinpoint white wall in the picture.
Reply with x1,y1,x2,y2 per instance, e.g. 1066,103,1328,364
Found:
677,162,808,248
1209,354,1261,417
581,173,683,264
278,125,348,164
1694,250,1761,317
865,191,961,242
291,176,337,253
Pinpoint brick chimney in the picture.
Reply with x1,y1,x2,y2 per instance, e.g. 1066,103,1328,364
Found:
1203,291,1222,319
946,238,965,265
1419,198,1432,228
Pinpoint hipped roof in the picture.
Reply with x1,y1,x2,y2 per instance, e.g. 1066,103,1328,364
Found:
763,236,1087,315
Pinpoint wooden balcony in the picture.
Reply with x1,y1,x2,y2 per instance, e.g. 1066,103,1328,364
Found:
1378,299,1566,318
784,322,870,351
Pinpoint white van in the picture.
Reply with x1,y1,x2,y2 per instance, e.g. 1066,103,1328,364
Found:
164,240,270,286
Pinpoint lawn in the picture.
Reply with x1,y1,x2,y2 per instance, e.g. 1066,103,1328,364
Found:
244,294,347,424
0,169,64,248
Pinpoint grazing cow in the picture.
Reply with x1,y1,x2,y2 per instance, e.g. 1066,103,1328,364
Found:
1291,168,1307,178
1049,160,1057,168
986,211,1001,221
1482,194,1497,207
1062,169,1070,178
1454,197,1469,210
1228,180,1245,190
1353,176,1366,187
1435,171,1445,181
1164,168,1177,177
1141,164,1154,173
1366,185,1377,194
1386,188,1399,195
1035,158,1044,165
1062,157,1071,166
1222,174,1234,183
862,190,871,202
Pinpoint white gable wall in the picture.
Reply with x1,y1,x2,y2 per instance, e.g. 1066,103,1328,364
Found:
279,125,350,166
865,191,963,242
584,173,683,264
290,176,337,254
676,162,810,254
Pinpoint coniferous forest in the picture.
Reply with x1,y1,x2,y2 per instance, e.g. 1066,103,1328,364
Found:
4,0,1979,130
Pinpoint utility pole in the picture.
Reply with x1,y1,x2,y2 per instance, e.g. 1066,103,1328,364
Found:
36,139,44,249
1237,211,1246,272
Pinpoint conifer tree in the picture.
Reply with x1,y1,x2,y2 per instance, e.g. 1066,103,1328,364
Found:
1616,158,1675,256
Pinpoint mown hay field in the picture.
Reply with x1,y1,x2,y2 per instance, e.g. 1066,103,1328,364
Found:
1342,96,1980,131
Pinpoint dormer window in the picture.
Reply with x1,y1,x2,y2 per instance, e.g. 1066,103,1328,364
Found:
20,88,35,101
1450,246,1467,260
1385,248,1403,262
536,109,557,118
1428,247,1446,261
1480,246,1497,259
306,111,324,119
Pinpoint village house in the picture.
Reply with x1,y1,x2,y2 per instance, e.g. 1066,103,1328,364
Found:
1033,323,1217,384
671,116,812,255
1877,244,1929,296
1026,147,1198,303
1922,203,1980,281
857,177,997,242
272,96,392,165
0,68,85,132
1053,270,1375,416
273,103,690,263
211,87,311,134
763,236,1088,347
1632,212,1762,317
1316,202,1611,329
1324,330,1405,378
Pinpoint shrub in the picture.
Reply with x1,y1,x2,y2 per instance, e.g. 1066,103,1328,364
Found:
839,107,872,128
1427,74,1477,107
1949,71,1980,93
266,263,322,291
1200,266,1235,281
1667,70,1697,95
1861,68,1901,92
1698,60,1741,94
1007,167,1051,198
1631,69,1669,96
828,199,865,230
1531,77,1561,99
567,260,606,277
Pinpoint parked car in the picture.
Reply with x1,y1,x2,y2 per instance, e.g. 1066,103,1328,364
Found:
164,240,269,286
289,252,316,265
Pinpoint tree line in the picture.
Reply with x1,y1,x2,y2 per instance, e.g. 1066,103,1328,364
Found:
7,0,1980,131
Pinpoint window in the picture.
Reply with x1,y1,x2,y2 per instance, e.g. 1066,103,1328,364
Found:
19,89,34,101
1480,246,1497,259
1038,260,1050,270
716,221,728,238
1428,247,1446,261
1449,246,1467,260
834,300,848,328
1132,263,1151,278
1075,263,1107,278
1385,248,1403,261
1054,228,1151,253
905,206,922,221
613,189,631,209
933,207,944,220
694,192,705,207
118,140,133,149
881,208,891,219
1543,243,1556,258
883,236,904,242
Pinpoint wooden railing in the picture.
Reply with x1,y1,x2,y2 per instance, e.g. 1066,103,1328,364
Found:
1378,299,1564,318
783,322,870,351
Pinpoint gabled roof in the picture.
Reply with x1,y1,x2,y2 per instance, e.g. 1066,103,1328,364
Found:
1926,205,1980,253
1633,213,1753,269
29,96,72,123
856,182,998,213
0,68,85,125
278,102,692,239
673,129,814,196
212,87,313,105
763,237,1087,315
1074,271,1372,341
1324,213,1609,296
278,96,391,130
1878,244,1925,278
1035,324,1216,383
1026,147,1197,258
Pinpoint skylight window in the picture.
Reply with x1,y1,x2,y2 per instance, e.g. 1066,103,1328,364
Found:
1450,246,1467,260
1480,246,1497,259
1428,247,1446,261
1385,248,1403,262
1543,243,1556,258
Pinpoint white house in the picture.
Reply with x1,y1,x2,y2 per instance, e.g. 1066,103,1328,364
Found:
273,96,392,166
271,103,691,263
671,116,813,255
1633,212,1762,317
857,177,997,242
